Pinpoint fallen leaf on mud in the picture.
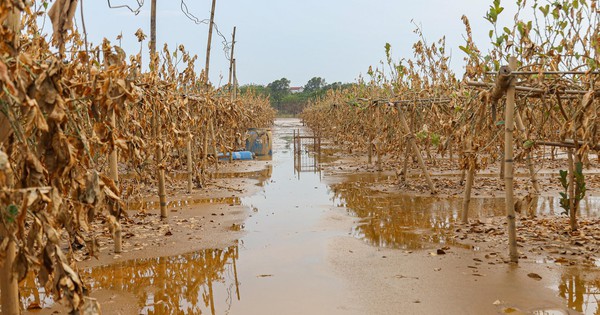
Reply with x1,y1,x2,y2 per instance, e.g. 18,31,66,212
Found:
493,300,503,305
257,274,273,278
27,302,42,310
433,268,441,271
437,249,446,255
527,273,542,280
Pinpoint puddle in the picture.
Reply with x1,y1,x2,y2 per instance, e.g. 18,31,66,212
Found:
19,118,600,314
20,118,348,314
210,165,273,184
553,267,600,314
331,179,505,249
123,167,273,211
21,246,240,314
125,196,242,211
329,171,600,250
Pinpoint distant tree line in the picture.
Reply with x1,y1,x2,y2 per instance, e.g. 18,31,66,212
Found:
239,77,355,116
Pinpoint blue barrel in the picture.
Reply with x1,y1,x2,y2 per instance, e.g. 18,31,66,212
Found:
218,151,254,160
245,128,272,156
232,151,254,160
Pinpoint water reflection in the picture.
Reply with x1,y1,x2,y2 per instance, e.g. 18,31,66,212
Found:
211,165,273,186
126,197,242,211
558,268,600,314
329,172,600,250
124,166,273,212
21,247,241,314
20,246,241,314
331,178,505,250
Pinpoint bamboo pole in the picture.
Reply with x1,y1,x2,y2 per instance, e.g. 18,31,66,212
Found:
400,140,410,182
227,27,237,93
515,112,540,193
375,106,382,171
0,150,18,315
505,56,518,263
210,119,219,171
1,9,21,315
396,105,436,194
461,139,475,223
568,149,577,231
187,131,193,193
150,0,167,219
0,226,18,315
108,110,122,251
204,0,217,83
202,124,209,174
466,80,600,97
227,27,237,163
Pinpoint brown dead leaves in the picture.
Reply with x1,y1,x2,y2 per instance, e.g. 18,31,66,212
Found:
48,0,78,53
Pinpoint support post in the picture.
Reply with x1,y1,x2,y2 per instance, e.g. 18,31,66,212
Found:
505,56,518,263
568,149,576,231
187,131,193,193
396,105,436,194
0,150,18,315
204,0,217,82
150,0,167,219
515,112,540,193
461,139,475,224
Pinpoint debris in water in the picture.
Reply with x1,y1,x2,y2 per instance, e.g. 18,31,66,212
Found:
527,273,542,280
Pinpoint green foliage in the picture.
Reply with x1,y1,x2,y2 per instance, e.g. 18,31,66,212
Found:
4,204,18,224
558,162,586,216
241,78,355,116
304,77,327,93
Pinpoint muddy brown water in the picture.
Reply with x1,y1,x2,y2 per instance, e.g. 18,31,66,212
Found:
20,118,600,314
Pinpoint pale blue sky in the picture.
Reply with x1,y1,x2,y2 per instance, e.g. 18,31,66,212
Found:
62,1,522,87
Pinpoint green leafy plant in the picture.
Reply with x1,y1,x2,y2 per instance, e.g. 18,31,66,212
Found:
558,162,586,216
3,204,18,224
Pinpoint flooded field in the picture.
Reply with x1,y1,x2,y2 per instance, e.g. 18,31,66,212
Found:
20,118,600,314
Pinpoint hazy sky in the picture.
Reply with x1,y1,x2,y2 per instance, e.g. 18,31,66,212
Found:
64,1,522,87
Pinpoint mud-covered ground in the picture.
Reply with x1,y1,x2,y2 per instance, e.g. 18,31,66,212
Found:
22,118,599,315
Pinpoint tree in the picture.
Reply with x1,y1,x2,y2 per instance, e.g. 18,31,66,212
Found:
267,78,291,94
267,78,291,110
304,77,326,93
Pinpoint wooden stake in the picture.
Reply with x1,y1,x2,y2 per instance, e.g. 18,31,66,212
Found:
210,119,219,171
227,27,237,162
515,112,540,193
1,9,22,314
505,56,518,263
397,105,436,194
204,0,217,82
227,27,237,93
150,0,156,54
375,106,382,171
187,131,193,193
150,0,167,219
0,150,18,315
401,139,410,182
461,139,475,224
0,226,19,315
202,124,209,174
